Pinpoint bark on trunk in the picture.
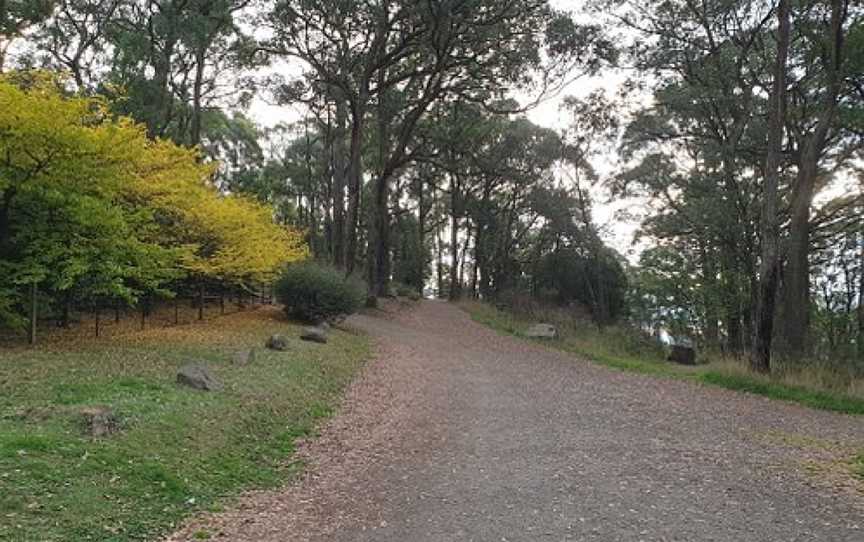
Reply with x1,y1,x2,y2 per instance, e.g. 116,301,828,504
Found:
370,67,391,299
332,97,347,268
28,282,37,346
449,178,461,300
700,242,720,347
0,188,14,259
344,99,366,275
190,48,206,146
858,228,864,360
778,0,845,360
436,222,445,298
370,174,390,297
417,170,427,295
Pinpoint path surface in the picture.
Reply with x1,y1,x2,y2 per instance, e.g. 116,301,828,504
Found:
168,301,864,541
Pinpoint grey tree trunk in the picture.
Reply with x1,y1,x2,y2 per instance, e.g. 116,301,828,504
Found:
858,228,864,360
779,0,845,360
344,99,366,275
29,282,37,346
449,175,461,300
190,48,206,146
750,0,790,373
332,97,348,268
370,66,391,299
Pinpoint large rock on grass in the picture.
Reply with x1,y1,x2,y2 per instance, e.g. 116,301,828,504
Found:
525,323,559,340
301,326,328,344
266,334,290,351
176,363,223,391
668,345,697,366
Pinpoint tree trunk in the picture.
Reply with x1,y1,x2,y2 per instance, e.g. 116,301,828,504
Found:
332,96,347,268
721,254,745,355
190,48,206,146
0,188,14,259
61,295,72,329
700,242,719,347
370,67,392,299
459,222,473,292
344,98,366,275
436,222,445,298
198,286,205,321
779,0,845,361
28,282,37,346
752,0,790,371
370,175,390,298
471,226,482,299
417,170,427,295
449,188,461,300
858,228,864,360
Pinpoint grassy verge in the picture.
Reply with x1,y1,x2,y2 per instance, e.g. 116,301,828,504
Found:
0,306,370,542
463,301,864,416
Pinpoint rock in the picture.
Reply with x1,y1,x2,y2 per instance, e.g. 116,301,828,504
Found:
266,334,290,351
668,345,697,365
525,323,559,340
301,326,328,344
176,363,223,391
80,406,119,437
232,348,256,366
317,321,332,331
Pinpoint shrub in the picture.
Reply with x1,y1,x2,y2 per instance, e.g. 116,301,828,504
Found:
275,262,366,323
393,282,421,300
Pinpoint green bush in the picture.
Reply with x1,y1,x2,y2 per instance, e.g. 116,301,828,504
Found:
393,282,421,300
275,262,366,323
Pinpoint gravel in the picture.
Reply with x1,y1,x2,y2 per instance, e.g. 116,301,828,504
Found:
166,300,864,542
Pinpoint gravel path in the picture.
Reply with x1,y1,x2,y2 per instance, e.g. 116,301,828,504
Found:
167,300,864,541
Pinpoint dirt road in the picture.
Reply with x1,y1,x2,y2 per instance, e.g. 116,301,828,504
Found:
167,301,864,541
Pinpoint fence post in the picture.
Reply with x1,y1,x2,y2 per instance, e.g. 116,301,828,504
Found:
174,298,180,325
95,308,101,338
28,282,37,346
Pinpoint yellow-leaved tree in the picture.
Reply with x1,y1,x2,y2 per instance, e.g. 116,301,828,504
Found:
0,71,306,333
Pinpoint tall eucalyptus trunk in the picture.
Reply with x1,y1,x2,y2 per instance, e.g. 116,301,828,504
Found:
779,0,846,360
344,95,367,275
332,96,348,268
750,0,791,373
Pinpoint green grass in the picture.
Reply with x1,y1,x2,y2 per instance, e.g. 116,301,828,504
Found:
854,454,864,480
0,306,370,542
463,301,864,416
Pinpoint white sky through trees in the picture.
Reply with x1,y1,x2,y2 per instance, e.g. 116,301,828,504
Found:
247,0,646,260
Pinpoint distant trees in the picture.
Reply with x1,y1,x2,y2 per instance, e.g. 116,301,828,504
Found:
261,0,613,299
1,1,637,334
606,0,864,369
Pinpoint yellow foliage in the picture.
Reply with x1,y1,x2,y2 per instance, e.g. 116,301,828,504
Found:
0,71,307,294
181,194,309,283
